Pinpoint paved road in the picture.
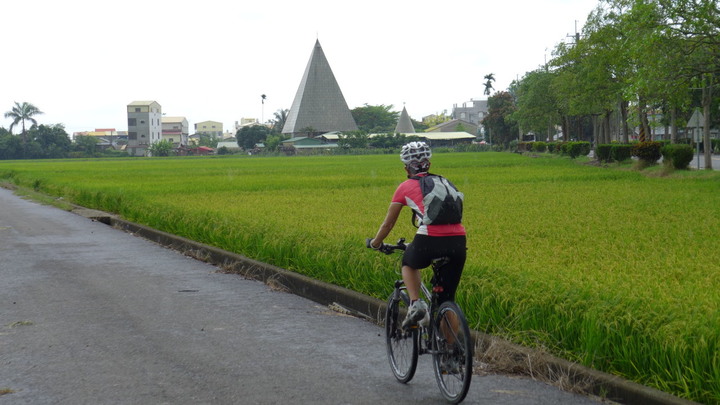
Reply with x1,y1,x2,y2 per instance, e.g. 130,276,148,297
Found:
689,153,720,170
0,187,602,404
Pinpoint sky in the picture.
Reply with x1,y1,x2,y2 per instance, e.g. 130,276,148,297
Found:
2,0,600,137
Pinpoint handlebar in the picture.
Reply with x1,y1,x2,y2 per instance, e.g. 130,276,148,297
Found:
366,238,407,255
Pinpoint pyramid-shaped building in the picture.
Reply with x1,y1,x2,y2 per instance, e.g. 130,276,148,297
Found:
282,40,358,135
394,106,415,134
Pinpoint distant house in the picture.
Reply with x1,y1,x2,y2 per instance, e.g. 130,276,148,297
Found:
127,100,162,156
452,99,488,127
419,132,476,147
161,116,189,148
189,146,214,156
368,131,476,147
73,128,128,150
281,136,337,154
194,120,223,138
426,119,478,136
216,141,241,151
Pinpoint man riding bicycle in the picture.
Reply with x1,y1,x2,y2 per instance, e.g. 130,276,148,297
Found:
368,141,467,329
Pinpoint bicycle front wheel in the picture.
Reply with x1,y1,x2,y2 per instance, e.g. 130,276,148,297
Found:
432,301,473,403
385,289,419,383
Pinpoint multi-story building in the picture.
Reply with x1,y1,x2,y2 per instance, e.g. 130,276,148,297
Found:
194,120,223,138
452,99,488,130
127,101,162,156
161,116,189,147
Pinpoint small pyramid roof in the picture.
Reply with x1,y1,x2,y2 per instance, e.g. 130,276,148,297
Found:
282,40,358,135
394,106,415,134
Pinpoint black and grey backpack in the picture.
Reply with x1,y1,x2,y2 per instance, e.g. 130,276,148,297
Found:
411,174,464,226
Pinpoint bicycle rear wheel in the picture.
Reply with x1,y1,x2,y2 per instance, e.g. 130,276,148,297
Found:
385,288,419,383
432,301,473,403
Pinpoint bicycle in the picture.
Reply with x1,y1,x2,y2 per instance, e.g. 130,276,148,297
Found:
369,237,473,404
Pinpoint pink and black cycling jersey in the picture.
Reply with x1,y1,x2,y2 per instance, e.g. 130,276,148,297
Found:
391,173,466,237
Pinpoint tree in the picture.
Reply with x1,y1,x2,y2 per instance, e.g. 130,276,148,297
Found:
264,134,287,152
483,73,496,96
337,131,369,148
261,94,267,123
270,109,289,134
350,104,399,133
74,135,99,156
195,134,219,148
482,91,517,147
4,102,43,143
422,111,451,127
0,128,22,159
236,125,269,150
29,124,72,158
368,133,420,149
148,139,173,157
513,69,562,139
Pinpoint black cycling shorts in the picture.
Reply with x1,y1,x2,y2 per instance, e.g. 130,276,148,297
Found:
402,234,466,303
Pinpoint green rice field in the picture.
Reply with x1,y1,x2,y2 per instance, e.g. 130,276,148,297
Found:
1,152,719,403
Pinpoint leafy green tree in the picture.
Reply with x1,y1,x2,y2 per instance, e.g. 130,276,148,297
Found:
236,125,269,149
148,139,173,156
0,129,22,159
4,102,43,143
350,104,399,133
412,118,428,132
482,91,517,147
657,0,719,168
195,134,218,148
337,131,369,148
513,69,562,139
74,135,99,156
368,133,420,149
552,6,631,145
28,124,72,158
264,134,288,151
422,111,451,127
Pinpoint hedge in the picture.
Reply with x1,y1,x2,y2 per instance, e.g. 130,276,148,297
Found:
632,141,662,164
661,144,694,170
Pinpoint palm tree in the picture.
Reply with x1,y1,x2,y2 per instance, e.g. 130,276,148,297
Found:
272,109,289,133
483,73,495,96
4,102,43,143
261,94,267,123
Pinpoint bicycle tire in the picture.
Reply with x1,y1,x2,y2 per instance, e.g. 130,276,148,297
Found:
431,301,473,403
385,289,419,383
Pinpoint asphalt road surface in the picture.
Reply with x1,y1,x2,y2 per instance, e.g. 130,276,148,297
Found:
689,153,720,170
0,187,603,404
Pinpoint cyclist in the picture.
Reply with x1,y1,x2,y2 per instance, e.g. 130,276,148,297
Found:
368,141,467,329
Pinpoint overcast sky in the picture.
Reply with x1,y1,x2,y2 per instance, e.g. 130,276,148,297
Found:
2,0,599,136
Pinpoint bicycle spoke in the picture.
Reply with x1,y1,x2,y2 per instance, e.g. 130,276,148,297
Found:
385,290,418,383
432,301,473,403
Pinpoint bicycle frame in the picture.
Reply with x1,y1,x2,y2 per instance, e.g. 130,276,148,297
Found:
409,257,449,356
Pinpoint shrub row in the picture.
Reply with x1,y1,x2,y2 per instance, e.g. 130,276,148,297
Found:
517,141,590,158
597,144,633,163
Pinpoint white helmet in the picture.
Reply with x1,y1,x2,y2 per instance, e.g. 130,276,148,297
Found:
400,141,432,165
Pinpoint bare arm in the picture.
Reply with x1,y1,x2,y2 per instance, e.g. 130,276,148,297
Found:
370,203,403,248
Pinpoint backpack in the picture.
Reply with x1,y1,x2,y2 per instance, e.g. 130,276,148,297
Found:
411,173,464,225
